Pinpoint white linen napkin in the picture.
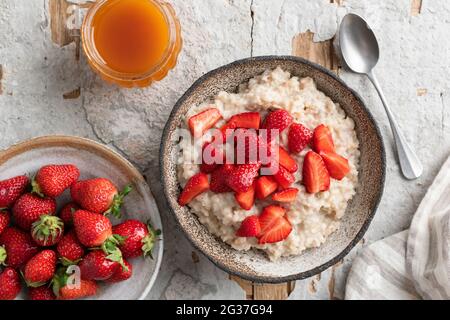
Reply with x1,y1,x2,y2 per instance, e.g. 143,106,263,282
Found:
345,156,450,300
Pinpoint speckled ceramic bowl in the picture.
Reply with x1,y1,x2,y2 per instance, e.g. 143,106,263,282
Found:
0,136,163,299
160,56,385,283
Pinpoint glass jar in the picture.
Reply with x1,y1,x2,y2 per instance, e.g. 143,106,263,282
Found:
81,0,182,88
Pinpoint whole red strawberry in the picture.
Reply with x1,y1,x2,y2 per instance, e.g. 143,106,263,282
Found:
0,227,38,268
71,178,131,218
13,193,56,230
210,164,233,193
73,210,112,247
113,220,160,259
31,215,64,246
0,210,10,235
56,230,85,265
78,250,120,281
59,202,79,226
0,175,29,208
29,286,56,300
107,258,132,283
0,267,21,300
23,250,57,287
32,164,79,198
58,279,97,300
52,266,97,300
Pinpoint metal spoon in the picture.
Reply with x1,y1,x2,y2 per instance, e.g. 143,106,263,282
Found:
338,13,423,180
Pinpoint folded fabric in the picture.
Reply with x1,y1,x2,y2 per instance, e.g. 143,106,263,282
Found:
345,156,450,300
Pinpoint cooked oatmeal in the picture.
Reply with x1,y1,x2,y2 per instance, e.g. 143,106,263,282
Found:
177,67,360,261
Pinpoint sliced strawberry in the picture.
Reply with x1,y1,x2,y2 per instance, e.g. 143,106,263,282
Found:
178,173,210,206
255,176,278,200
236,215,261,237
274,166,295,189
313,124,335,153
226,163,261,193
320,151,350,180
219,121,237,142
188,108,222,137
278,146,298,172
258,205,286,235
210,164,233,193
200,142,224,173
235,184,255,210
262,110,293,132
234,128,260,164
229,112,261,129
272,188,299,202
288,123,313,154
302,151,330,193
258,216,292,244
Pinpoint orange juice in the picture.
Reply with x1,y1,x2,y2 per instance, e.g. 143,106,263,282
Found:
82,0,182,87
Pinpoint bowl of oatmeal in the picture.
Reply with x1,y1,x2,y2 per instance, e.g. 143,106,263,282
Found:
161,56,385,282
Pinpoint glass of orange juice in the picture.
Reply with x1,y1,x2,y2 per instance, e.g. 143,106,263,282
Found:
81,0,182,88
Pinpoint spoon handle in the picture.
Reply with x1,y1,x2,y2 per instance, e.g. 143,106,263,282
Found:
367,71,423,180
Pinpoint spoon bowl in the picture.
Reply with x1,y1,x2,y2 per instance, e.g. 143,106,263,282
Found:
339,13,380,74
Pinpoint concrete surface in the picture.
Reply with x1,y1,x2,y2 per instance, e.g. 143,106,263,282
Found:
0,0,448,299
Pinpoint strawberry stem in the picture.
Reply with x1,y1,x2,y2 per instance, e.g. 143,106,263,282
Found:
60,256,81,267
0,245,6,266
102,235,128,272
51,266,69,297
141,222,161,259
31,215,63,246
104,184,132,219
31,179,44,198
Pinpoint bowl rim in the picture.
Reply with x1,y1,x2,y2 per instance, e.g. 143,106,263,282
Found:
160,55,386,283
0,135,164,298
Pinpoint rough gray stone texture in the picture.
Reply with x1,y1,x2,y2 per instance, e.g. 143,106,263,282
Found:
0,0,448,299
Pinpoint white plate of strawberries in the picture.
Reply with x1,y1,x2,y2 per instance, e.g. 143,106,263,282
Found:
0,136,163,300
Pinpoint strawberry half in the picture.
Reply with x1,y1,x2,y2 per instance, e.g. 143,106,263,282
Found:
235,183,255,210
278,146,298,173
258,205,286,234
320,151,350,180
226,163,261,193
262,109,293,134
178,172,209,206
272,188,299,202
255,176,278,199
258,216,292,244
188,108,222,137
257,205,292,244
274,166,295,189
236,215,261,237
313,124,335,153
210,165,233,193
229,112,261,129
302,151,330,193
288,123,313,154
200,142,224,173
